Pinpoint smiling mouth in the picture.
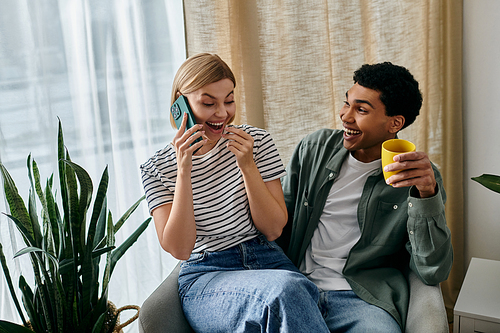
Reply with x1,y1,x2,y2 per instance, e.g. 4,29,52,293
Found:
207,121,224,131
343,127,362,136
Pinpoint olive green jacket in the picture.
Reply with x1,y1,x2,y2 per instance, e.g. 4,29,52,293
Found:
279,129,453,329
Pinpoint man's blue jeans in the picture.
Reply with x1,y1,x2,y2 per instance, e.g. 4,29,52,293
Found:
319,290,401,333
178,235,330,333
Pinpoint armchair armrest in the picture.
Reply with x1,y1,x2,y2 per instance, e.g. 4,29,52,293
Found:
138,263,194,333
405,270,449,333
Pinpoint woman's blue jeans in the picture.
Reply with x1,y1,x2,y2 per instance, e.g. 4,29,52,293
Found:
178,235,330,333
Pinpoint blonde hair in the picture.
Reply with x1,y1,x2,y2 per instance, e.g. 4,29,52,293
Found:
170,53,236,128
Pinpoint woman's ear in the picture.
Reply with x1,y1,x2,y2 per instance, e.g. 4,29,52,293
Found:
390,115,405,133
175,91,182,99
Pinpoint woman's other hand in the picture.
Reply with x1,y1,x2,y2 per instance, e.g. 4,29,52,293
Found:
223,126,255,171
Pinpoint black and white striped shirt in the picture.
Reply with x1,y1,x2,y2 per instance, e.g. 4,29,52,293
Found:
140,125,286,253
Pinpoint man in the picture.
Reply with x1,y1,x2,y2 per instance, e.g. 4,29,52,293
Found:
279,62,453,332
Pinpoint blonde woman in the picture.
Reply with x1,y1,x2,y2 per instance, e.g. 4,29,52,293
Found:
140,53,329,332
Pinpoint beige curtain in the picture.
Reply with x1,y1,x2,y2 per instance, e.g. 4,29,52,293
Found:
183,0,463,322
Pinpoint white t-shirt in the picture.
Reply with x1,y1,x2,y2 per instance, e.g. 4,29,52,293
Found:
300,152,380,291
140,125,286,253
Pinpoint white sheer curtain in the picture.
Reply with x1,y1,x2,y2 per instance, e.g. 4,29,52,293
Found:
0,1,184,331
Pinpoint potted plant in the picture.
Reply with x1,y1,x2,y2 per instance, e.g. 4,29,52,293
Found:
0,119,151,333
471,174,500,194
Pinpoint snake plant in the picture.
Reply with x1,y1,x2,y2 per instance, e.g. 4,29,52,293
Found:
0,119,151,333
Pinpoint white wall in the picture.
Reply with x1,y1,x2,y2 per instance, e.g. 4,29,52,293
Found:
463,0,500,266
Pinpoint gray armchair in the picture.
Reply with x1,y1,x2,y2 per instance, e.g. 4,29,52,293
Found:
138,262,449,333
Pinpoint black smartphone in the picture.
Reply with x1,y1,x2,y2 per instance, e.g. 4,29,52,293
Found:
170,95,202,145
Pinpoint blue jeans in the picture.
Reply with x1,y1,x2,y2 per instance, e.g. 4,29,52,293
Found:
178,235,330,333
319,290,401,333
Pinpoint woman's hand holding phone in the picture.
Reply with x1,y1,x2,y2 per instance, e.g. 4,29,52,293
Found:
172,113,205,171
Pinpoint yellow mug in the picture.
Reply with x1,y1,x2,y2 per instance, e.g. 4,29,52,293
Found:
381,139,416,182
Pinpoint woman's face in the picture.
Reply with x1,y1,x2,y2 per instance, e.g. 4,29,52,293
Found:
185,78,236,142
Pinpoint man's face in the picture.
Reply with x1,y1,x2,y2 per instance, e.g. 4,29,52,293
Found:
339,83,403,163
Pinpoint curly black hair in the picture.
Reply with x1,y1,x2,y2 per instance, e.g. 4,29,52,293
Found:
353,62,422,129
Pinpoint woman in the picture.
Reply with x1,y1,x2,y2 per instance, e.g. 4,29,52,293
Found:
141,53,329,332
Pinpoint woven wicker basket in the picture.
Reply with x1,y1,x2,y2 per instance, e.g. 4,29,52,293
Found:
106,301,140,333
24,301,139,332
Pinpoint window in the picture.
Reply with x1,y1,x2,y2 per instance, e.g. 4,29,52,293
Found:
0,1,185,329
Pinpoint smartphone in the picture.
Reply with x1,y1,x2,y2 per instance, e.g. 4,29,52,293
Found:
170,95,202,145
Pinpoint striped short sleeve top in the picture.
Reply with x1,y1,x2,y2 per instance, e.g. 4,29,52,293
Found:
140,125,286,253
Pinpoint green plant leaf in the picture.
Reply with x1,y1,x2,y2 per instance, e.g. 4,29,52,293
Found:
58,148,79,329
62,160,97,319
19,276,43,333
101,212,114,298
63,160,93,221
114,195,146,233
89,167,109,246
64,160,93,259
2,213,36,247
0,163,33,242
0,244,27,325
81,252,96,318
52,273,66,333
58,246,115,275
63,156,82,314
57,118,68,217
45,180,61,257
29,157,46,248
110,217,152,276
94,198,108,250
92,246,115,258
87,167,108,280
27,253,56,332
90,311,106,333
93,293,111,332
27,188,42,249
14,247,59,268
471,174,500,194
57,120,72,266
0,320,35,333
